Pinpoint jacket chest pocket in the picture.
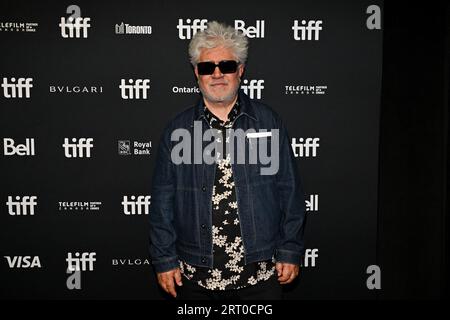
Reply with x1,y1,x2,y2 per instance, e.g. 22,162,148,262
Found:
246,134,278,179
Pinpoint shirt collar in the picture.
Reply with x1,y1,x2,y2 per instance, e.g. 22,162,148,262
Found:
203,99,241,128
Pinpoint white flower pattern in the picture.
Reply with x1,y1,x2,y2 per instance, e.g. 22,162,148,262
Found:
180,101,275,290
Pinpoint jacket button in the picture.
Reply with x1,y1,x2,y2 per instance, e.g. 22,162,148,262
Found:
201,257,206,263
201,224,206,229
202,186,206,192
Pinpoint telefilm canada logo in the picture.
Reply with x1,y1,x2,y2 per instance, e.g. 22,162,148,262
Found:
285,85,327,95
58,201,102,211
0,22,38,32
118,140,152,156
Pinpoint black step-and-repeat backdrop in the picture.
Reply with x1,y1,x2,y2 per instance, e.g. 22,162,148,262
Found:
0,0,383,299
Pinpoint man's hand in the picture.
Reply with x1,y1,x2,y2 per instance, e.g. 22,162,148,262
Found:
276,262,300,285
157,267,183,298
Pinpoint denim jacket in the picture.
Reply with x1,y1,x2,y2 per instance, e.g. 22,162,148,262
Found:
149,90,307,273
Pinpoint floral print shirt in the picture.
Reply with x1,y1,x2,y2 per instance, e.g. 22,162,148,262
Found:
179,99,275,290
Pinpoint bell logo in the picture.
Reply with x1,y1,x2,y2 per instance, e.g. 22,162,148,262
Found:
292,20,323,41
177,18,208,39
4,256,41,268
6,196,37,216
234,20,265,38
3,138,35,156
241,79,264,99
119,79,150,99
62,138,94,158
306,194,319,212
1,77,33,98
122,195,151,215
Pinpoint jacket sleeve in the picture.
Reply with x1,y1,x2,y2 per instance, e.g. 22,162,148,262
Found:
274,117,307,266
148,123,179,273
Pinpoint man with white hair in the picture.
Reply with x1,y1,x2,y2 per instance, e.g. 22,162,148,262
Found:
149,21,307,300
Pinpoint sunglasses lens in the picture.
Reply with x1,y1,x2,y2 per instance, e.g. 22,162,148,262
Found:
219,60,238,74
197,62,216,75
197,61,239,75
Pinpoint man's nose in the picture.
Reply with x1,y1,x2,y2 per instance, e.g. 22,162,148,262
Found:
211,66,224,78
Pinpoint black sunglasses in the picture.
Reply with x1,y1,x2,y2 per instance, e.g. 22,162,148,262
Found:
197,60,239,75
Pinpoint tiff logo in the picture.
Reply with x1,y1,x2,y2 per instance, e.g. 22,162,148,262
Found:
66,252,96,271
1,77,33,98
59,5,91,38
234,20,265,38
291,138,320,157
241,79,264,99
301,248,319,267
292,20,323,41
3,138,35,156
119,79,150,99
177,18,207,39
63,138,94,158
6,196,37,216
122,195,151,215
4,256,41,268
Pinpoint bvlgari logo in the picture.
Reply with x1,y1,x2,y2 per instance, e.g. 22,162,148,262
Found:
49,85,103,94
112,258,151,267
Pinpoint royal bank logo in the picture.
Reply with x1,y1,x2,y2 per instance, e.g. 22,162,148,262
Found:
119,79,150,99
1,77,33,98
0,22,38,32
3,138,35,156
292,20,323,41
115,22,152,35
291,138,320,158
122,195,151,215
58,201,102,211
234,20,265,38
118,140,152,156
241,79,264,99
6,196,38,216
177,18,208,39
285,85,327,95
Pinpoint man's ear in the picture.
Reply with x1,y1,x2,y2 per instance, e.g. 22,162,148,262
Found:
238,64,245,78
194,65,199,80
